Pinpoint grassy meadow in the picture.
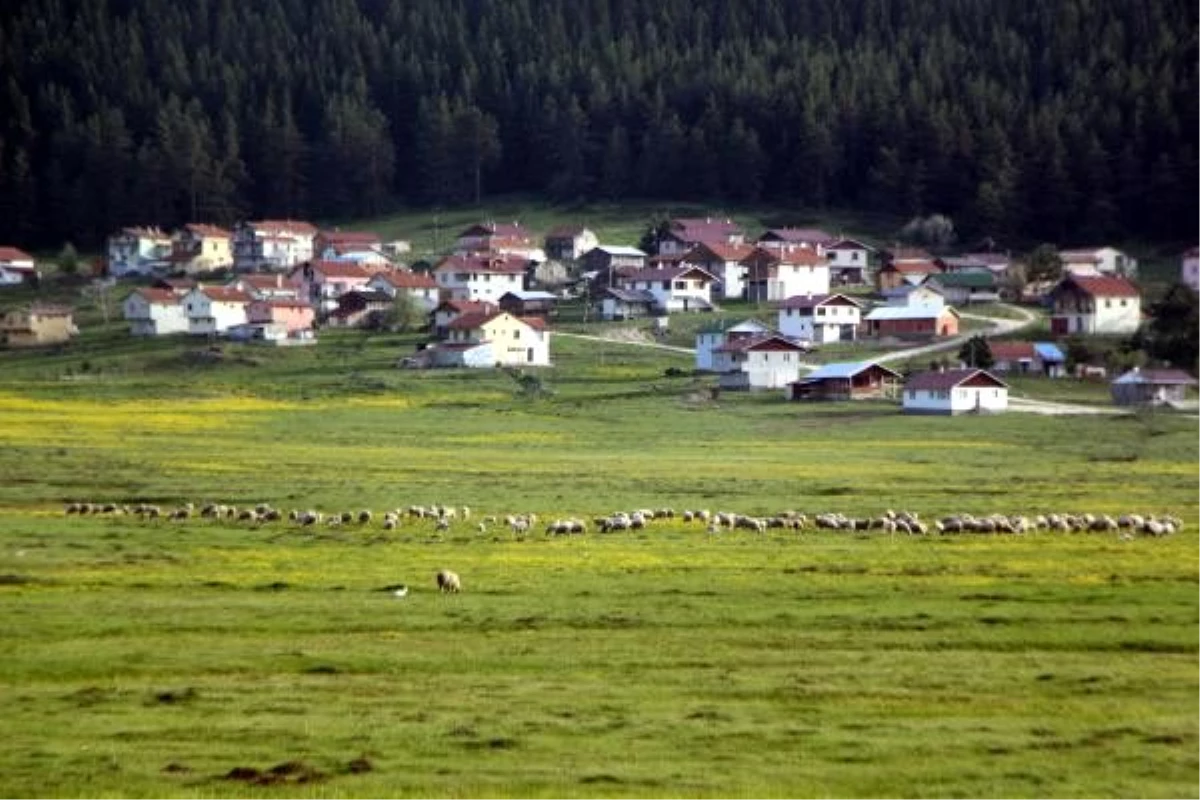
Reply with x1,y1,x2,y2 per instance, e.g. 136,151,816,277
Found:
0,314,1197,797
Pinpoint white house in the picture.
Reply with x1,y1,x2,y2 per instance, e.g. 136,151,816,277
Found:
122,288,190,336
544,225,599,261
615,266,716,313
884,282,945,308
0,246,37,285
1060,247,1138,278
903,368,1009,415
182,286,251,335
433,252,527,304
367,270,441,312
1182,247,1199,292
1048,274,1141,336
682,242,755,300
314,230,384,263
232,220,317,271
742,247,830,302
825,238,874,285
437,310,550,367
695,319,773,371
712,333,809,390
107,227,172,277
778,293,863,344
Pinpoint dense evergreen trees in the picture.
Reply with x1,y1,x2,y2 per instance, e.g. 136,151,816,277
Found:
0,0,1195,248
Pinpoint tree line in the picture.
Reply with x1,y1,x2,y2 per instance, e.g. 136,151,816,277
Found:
0,0,1195,250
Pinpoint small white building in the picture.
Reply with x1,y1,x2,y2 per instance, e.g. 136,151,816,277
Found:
122,288,189,336
695,319,773,371
1181,247,1198,292
182,286,252,335
742,248,831,303
825,238,873,285
778,293,863,344
712,333,809,390
1048,274,1141,336
903,368,1008,415
1060,247,1138,278
615,266,716,313
0,246,37,285
107,227,172,277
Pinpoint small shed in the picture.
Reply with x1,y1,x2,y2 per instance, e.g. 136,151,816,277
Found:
789,361,902,401
499,290,558,321
1110,368,1197,407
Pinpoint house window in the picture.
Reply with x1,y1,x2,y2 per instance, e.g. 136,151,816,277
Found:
1120,299,1127,306
513,329,520,339
1105,299,1111,308
908,390,916,399
852,252,860,261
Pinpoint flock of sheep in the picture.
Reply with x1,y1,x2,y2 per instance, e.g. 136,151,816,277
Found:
61,501,1184,539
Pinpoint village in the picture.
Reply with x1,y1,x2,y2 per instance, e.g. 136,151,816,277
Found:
0,217,1196,415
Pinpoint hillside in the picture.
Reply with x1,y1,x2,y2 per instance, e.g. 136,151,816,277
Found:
1,0,1195,252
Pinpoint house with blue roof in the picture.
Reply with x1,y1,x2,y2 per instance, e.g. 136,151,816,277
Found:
989,341,1066,378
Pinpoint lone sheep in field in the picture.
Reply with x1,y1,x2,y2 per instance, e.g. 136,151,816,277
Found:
436,570,461,593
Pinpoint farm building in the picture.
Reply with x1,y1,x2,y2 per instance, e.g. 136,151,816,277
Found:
903,368,1008,415
499,290,558,321
1,304,78,347
598,288,657,321
788,361,902,401
1110,368,1197,407
988,342,1066,378
925,271,999,305
712,333,808,391
695,319,773,371
864,304,959,338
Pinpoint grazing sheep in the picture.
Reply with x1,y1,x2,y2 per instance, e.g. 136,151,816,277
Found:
436,517,450,532
436,570,461,593
383,519,397,531
358,510,373,524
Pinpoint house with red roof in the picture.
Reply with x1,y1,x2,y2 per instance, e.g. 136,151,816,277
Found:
755,228,837,254
987,341,1066,378
314,230,384,262
903,368,1008,415
742,247,831,302
232,220,318,271
656,218,745,256
227,272,300,301
122,287,189,336
454,222,543,260
0,246,37,286
181,285,252,335
682,242,756,300
247,298,315,334
711,333,809,390
433,310,550,368
614,265,716,313
778,293,863,344
367,270,440,312
290,261,380,312
433,252,528,304
1048,274,1141,335
432,299,498,338
875,258,942,293
1181,247,1198,292
170,224,233,273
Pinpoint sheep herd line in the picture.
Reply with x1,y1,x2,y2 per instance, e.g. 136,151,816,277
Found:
61,502,1185,539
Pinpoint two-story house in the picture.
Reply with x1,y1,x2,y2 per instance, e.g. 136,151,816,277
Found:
433,253,528,304
454,222,543,260
695,319,773,371
579,245,648,275
367,270,441,312
615,266,716,313
247,299,314,334
434,310,550,368
755,228,836,255
290,261,376,312
825,238,874,285
778,293,863,344
169,224,233,273
107,227,172,278
123,288,190,336
742,247,830,303
711,333,809,391
544,226,599,261
1181,247,1198,292
681,242,755,300
1060,247,1137,278
1,304,77,347
232,220,317,271
1048,274,1141,335
181,286,251,335
0,246,37,286
314,230,384,263
432,299,498,338
656,218,745,255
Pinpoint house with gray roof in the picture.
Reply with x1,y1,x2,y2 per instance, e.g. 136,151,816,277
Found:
788,361,902,401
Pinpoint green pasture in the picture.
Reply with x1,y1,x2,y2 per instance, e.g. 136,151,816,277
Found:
0,321,1196,798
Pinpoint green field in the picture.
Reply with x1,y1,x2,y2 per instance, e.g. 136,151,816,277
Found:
0,316,1197,798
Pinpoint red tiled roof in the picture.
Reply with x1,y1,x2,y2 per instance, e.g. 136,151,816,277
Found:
905,368,1007,391
254,299,312,309
437,300,497,315
133,288,181,304
183,223,231,239
886,247,934,262
684,242,756,262
310,261,374,279
1058,274,1140,298
518,316,547,331
619,266,715,283
459,222,529,239
248,219,318,235
670,218,743,241
320,230,380,244
0,246,35,263
447,311,500,330
989,342,1036,361
883,260,941,274
434,253,528,274
198,286,252,303
714,334,807,353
